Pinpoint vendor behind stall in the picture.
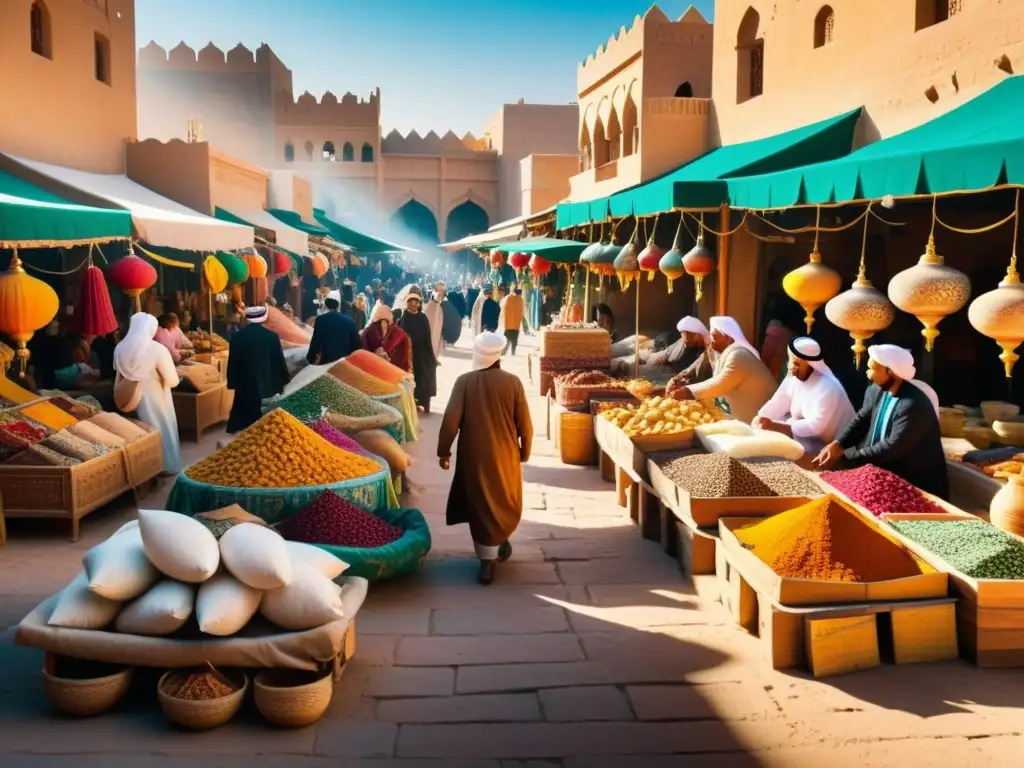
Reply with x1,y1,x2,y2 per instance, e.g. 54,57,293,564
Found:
813,344,947,499
154,313,191,364
667,316,776,423
755,336,856,456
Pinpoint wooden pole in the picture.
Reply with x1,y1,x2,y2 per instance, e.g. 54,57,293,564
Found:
717,202,732,317
208,286,214,340
634,276,641,380
584,268,591,322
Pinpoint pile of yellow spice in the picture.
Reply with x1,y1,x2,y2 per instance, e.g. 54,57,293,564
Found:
185,409,382,488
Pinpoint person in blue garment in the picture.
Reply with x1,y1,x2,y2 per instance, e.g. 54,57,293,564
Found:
306,295,361,366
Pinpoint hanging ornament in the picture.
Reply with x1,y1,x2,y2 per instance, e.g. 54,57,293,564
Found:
509,251,531,276
782,207,841,333
682,213,716,303
74,261,118,337
271,249,292,276
215,251,249,286
309,253,328,279
613,223,640,290
243,251,268,280
530,255,552,276
0,249,60,375
107,243,157,313
203,255,229,295
659,215,687,294
968,191,1024,378
637,216,664,282
887,198,971,352
825,207,896,368
490,250,506,268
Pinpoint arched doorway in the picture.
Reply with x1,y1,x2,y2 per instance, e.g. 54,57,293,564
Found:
737,8,764,103
674,81,694,98
445,200,489,275
391,199,439,244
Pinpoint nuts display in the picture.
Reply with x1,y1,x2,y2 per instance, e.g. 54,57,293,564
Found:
600,396,720,437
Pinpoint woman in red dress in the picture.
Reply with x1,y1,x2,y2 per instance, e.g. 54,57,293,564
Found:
362,301,412,372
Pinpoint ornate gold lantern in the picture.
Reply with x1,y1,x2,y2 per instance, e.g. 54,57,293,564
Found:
782,208,841,334
887,200,971,352
824,208,896,367
968,191,1024,377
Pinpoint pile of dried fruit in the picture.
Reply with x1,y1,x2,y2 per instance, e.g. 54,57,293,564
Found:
600,396,720,437
278,491,404,548
185,409,382,488
889,519,1024,580
164,671,236,700
276,375,395,424
821,464,944,516
556,370,616,387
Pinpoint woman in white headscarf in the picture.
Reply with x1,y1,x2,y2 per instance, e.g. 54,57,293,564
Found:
113,312,181,475
438,331,533,585
668,316,777,423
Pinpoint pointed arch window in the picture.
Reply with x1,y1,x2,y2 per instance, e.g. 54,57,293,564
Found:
361,143,374,162
31,2,51,59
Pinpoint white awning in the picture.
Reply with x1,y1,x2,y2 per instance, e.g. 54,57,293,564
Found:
220,206,308,255
5,154,254,252
439,205,556,251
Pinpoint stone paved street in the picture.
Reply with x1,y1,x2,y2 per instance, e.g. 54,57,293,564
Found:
1,333,1023,766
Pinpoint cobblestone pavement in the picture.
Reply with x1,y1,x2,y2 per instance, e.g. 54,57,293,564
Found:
1,332,1023,766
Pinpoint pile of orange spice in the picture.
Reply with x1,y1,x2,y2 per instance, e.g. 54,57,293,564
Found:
733,496,924,582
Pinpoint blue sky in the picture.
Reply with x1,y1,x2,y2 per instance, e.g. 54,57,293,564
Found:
135,0,715,137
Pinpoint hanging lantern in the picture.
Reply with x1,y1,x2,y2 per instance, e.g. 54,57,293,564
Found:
490,250,506,268
659,216,688,294
310,253,328,279
888,203,972,352
509,251,531,274
243,251,267,280
215,251,249,286
682,218,716,303
74,264,118,337
107,244,157,312
530,255,552,276
0,250,60,375
203,255,229,295
969,266,1024,378
825,213,895,368
638,244,666,281
271,249,292,276
783,249,841,334
613,228,640,289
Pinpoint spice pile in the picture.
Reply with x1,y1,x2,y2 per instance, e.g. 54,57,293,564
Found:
889,520,1024,579
660,454,822,498
601,396,720,437
346,349,410,385
163,671,236,700
277,376,395,423
308,418,369,456
185,409,382,488
329,360,399,396
821,465,944,516
278,491,404,548
735,496,924,582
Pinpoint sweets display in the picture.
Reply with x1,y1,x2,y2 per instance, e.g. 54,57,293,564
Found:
600,396,720,437
889,519,1024,580
734,496,925,582
657,453,822,498
185,409,382,488
821,464,944,516
555,370,616,387
187,330,228,354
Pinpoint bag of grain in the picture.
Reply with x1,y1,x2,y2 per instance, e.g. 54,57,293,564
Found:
48,572,122,629
115,580,195,636
82,527,159,601
195,573,261,636
139,509,220,583
219,523,293,590
260,563,345,630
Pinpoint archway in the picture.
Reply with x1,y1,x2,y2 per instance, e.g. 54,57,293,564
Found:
814,6,835,47
342,142,354,162
579,121,592,171
445,200,489,275
284,142,295,162
737,7,763,103
621,92,638,156
361,143,374,162
606,107,622,162
323,141,336,161
593,115,609,168
391,199,439,244
674,81,694,98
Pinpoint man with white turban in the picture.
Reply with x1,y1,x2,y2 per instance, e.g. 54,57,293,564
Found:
668,316,777,423
438,331,533,585
755,336,856,453
813,344,948,499
655,316,715,382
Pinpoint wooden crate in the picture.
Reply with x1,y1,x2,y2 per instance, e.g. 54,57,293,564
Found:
173,382,231,442
805,615,881,678
124,421,164,486
717,517,948,607
594,416,693,486
676,519,717,577
637,482,662,543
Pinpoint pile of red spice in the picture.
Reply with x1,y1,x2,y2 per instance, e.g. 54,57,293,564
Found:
820,464,944,517
308,418,369,457
278,490,403,548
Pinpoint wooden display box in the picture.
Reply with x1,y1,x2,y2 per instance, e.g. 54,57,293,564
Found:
124,421,164,486
883,516,1024,667
0,450,130,541
173,382,233,442
594,416,693,486
717,517,948,607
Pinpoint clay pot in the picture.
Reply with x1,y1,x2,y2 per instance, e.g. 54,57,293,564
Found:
990,475,1024,536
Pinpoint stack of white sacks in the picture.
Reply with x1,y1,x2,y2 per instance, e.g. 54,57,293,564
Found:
48,510,351,636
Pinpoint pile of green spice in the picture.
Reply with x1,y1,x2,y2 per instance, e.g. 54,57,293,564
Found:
276,375,395,423
889,520,1024,580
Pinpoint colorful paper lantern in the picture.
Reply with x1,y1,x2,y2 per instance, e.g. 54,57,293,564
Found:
74,264,118,337
243,251,268,280
682,230,716,303
310,253,329,278
509,251,531,274
0,251,60,374
613,237,640,290
783,245,841,334
490,250,506,268
203,255,229,294
107,245,157,312
530,255,552,276
969,263,1024,378
659,218,688,294
271,250,292,276
215,251,249,286
638,244,666,282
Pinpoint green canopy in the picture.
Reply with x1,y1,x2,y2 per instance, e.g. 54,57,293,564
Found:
313,208,413,253
713,75,1024,209
267,208,331,237
556,108,863,228
0,170,132,248
477,237,588,264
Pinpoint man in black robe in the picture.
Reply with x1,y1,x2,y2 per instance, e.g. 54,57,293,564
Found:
813,344,948,499
226,305,290,434
398,292,438,413
307,296,361,365
480,285,501,333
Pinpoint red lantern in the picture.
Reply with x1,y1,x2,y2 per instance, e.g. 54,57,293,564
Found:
75,265,118,336
490,250,506,268
271,250,292,276
107,247,157,312
509,251,530,272
530,255,552,276
638,244,666,281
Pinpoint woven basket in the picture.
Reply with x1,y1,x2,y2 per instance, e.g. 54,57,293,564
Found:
982,401,1020,425
254,668,334,728
554,382,629,409
42,653,132,717
993,419,1024,446
559,412,597,466
158,669,248,730
964,425,996,451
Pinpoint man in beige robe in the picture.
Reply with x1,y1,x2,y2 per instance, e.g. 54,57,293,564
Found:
438,331,533,585
667,316,777,423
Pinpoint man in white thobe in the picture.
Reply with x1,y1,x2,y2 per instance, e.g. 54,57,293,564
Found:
754,336,856,455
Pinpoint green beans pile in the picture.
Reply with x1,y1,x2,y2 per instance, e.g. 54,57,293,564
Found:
889,520,1024,580
277,375,393,423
